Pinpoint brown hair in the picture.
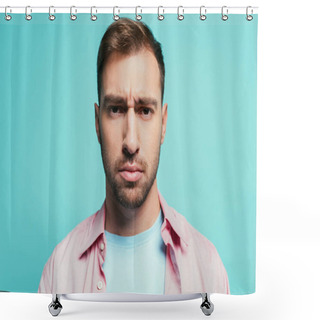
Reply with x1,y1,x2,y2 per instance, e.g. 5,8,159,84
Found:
97,17,165,105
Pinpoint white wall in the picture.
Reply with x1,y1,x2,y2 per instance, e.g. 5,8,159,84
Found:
1,0,319,319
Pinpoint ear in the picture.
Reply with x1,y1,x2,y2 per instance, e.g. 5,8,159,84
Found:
94,103,101,144
160,103,168,145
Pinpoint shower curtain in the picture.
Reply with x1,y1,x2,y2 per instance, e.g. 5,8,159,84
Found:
0,8,258,296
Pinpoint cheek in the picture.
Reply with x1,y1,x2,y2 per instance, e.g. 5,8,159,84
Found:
140,121,162,156
101,120,122,155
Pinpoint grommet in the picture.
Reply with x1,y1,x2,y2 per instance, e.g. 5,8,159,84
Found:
135,6,142,21
221,6,228,21
49,6,56,21
5,6,12,21
70,6,77,21
246,6,253,21
91,6,97,21
113,6,120,21
25,6,32,21
200,6,207,21
177,6,184,21
158,6,164,21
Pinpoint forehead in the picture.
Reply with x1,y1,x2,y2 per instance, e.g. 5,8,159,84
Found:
102,49,161,99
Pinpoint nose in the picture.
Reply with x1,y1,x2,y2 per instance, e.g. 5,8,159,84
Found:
123,107,140,157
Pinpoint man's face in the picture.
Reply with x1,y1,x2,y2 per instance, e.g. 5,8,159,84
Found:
95,49,168,209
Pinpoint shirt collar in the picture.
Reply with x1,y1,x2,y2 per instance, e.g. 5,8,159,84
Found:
157,190,189,247
78,189,188,258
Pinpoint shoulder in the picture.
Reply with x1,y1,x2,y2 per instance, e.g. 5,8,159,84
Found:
173,208,218,253
38,210,99,293
54,211,99,259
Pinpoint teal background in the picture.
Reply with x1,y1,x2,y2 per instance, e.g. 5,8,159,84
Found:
0,13,257,294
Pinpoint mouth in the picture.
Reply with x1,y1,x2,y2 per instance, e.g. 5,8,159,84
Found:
118,164,143,182
119,170,143,182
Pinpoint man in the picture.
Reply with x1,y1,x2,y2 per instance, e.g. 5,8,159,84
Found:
38,18,229,295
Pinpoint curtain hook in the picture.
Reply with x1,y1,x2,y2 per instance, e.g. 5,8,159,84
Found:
221,6,228,21
177,6,184,21
25,6,32,21
157,6,164,21
135,6,142,21
113,6,120,21
246,6,253,21
200,5,207,21
70,6,77,21
49,6,55,21
5,6,12,21
90,6,97,21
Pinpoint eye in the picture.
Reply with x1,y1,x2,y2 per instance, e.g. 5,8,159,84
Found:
142,108,150,115
110,106,121,113
106,105,124,118
139,107,153,119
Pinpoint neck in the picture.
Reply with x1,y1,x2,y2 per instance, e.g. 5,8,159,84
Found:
104,179,160,236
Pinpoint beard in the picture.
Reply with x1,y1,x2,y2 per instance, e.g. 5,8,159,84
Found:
100,137,161,209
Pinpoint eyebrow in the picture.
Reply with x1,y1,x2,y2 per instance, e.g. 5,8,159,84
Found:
102,94,158,110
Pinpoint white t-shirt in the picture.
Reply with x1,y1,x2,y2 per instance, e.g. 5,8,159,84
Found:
102,209,166,294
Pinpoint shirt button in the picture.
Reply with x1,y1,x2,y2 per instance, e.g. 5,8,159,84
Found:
97,281,103,290
100,243,105,251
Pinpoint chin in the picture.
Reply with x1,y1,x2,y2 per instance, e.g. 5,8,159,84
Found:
117,188,146,209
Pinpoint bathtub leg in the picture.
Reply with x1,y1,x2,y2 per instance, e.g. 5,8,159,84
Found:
48,294,63,317
200,293,214,316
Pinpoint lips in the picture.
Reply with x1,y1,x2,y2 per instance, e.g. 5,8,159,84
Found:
119,163,143,182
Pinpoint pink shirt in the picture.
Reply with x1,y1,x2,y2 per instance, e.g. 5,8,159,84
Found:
38,190,230,294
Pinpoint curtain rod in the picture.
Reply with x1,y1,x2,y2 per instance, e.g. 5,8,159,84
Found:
0,6,259,15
